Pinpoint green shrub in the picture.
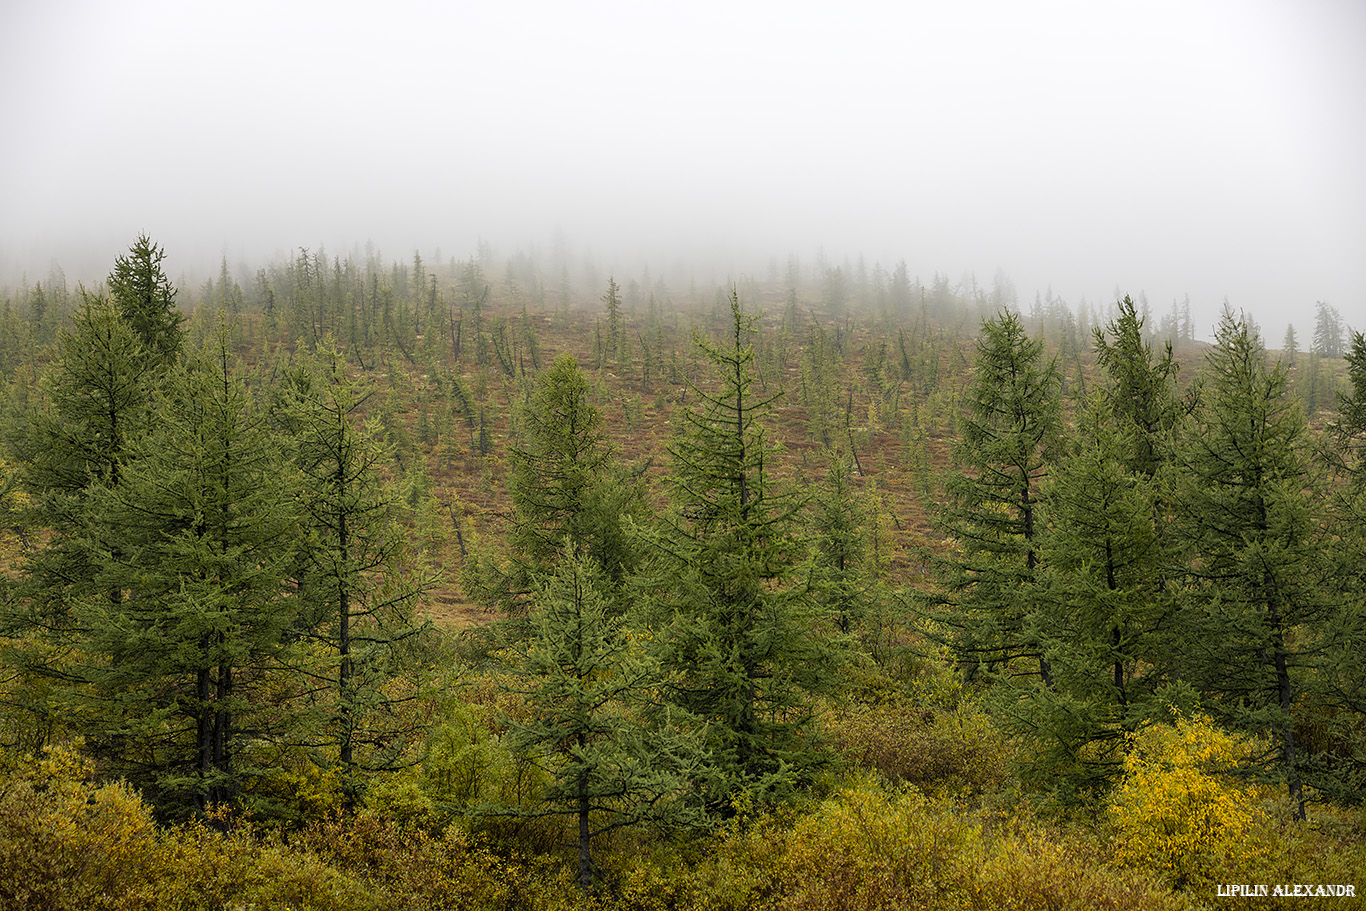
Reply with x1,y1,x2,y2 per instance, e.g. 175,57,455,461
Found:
825,699,1008,797
155,821,381,911
974,824,1198,911
0,743,162,911
779,779,979,910
420,702,526,809
1209,801,1366,910
770,778,1192,911
300,814,578,911
595,778,1193,911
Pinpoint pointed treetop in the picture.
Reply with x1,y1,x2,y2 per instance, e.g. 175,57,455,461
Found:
108,234,184,365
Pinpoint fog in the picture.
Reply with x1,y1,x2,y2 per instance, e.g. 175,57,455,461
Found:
3,0,1363,339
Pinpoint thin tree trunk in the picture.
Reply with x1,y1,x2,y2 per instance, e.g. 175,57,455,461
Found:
197,663,213,812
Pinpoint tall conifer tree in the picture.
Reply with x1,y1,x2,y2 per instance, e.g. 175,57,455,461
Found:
1092,295,1184,481
646,291,838,813
1332,330,1366,480
1317,329,1366,802
5,242,185,747
76,327,301,816
275,339,434,806
1011,298,1188,796
1170,310,1329,819
502,549,699,893
469,354,641,616
5,293,158,707
1024,401,1173,795
107,234,184,368
927,309,1062,683
810,455,872,637
603,277,624,366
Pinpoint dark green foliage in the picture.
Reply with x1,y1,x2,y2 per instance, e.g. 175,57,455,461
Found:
1002,301,1190,797
0,300,27,377
799,323,838,447
16,293,151,496
1024,402,1176,795
809,455,871,637
459,259,489,366
603,277,623,366
107,234,184,367
75,327,302,815
472,354,641,615
1307,331,1366,804
1333,329,1366,479
27,283,47,332
499,549,700,893
3,254,178,754
24,281,60,347
927,309,1062,682
1168,310,1330,818
1091,295,1185,480
645,291,840,813
5,294,154,651
275,339,434,805
7,233,1366,884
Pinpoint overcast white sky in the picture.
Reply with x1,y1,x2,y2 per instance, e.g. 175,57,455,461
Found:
2,0,1362,338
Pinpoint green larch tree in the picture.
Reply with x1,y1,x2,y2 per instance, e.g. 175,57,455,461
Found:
809,455,872,637
3,244,183,746
603,277,624,366
15,293,152,498
799,323,838,448
274,339,434,807
1024,401,1176,796
1313,301,1345,358
1092,295,1185,481
74,327,303,817
468,354,641,616
1282,324,1300,364
1332,329,1366,481
106,234,184,368
1169,310,1331,819
4,293,155,674
925,308,1063,684
1316,329,1366,803
1007,297,1188,797
500,549,700,894
644,291,840,814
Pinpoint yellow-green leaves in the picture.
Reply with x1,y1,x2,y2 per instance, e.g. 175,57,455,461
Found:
1108,713,1260,885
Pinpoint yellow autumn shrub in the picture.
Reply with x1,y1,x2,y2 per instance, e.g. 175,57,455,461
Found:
1108,713,1261,886
779,778,980,910
770,778,1195,911
0,743,161,911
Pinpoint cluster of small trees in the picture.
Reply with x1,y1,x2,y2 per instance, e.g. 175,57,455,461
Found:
926,297,1366,815
5,251,870,892
465,293,853,889
1,237,433,819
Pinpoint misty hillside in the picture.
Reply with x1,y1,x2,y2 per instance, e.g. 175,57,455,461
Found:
1,237,1364,910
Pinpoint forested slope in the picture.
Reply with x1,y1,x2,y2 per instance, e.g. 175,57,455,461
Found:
1,237,1363,909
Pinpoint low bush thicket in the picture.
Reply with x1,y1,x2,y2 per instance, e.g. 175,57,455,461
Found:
4,732,1363,911
599,777,1196,910
823,696,1009,797
0,744,161,911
